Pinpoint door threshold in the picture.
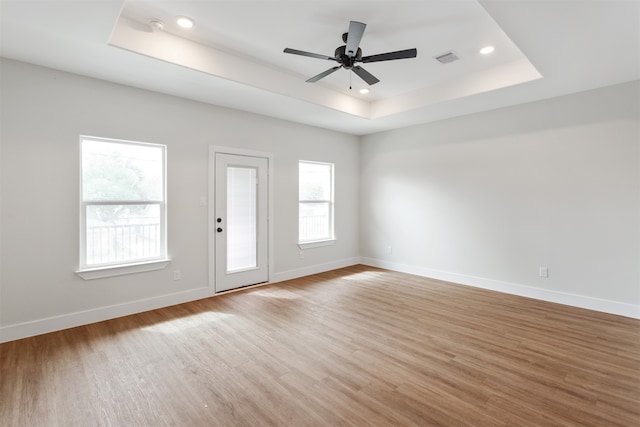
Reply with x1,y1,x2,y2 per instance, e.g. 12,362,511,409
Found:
215,280,270,295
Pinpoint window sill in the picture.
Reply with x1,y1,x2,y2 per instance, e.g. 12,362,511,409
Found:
298,239,336,250
76,259,171,280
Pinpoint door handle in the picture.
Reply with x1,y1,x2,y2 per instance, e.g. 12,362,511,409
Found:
217,227,223,233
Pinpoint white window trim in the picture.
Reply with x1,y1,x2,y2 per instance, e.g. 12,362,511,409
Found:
298,239,336,250
75,259,171,280
298,160,335,245
77,136,168,279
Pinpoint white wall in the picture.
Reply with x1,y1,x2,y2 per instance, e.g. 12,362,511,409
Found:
360,81,640,316
2,58,638,342
0,59,360,340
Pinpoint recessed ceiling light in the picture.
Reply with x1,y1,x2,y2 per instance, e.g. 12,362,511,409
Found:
148,19,164,31
176,16,195,29
359,88,370,94
480,46,495,55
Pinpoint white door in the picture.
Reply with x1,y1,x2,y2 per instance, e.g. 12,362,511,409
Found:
214,153,269,292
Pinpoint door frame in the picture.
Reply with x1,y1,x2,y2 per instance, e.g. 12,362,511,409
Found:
208,146,274,293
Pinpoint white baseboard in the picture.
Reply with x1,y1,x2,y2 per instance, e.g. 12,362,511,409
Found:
360,257,640,319
0,287,213,343
5,256,633,343
271,257,361,284
0,257,362,343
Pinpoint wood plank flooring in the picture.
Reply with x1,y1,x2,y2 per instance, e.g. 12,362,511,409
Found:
1,265,639,426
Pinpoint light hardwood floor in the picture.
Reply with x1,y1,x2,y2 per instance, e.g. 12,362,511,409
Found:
1,265,639,426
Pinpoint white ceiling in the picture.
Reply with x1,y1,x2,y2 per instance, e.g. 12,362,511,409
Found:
1,0,639,135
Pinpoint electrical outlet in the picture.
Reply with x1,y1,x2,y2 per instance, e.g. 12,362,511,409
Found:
173,270,181,281
299,251,304,259
387,246,393,255
539,267,548,278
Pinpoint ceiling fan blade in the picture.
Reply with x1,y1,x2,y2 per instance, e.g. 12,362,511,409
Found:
352,66,380,85
284,48,335,61
306,66,341,83
345,21,366,58
361,48,417,63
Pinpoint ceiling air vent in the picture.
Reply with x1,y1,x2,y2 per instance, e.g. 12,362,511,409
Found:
434,51,459,64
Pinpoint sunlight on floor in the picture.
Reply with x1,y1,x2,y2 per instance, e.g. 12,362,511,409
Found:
340,271,385,281
252,289,300,300
142,311,234,334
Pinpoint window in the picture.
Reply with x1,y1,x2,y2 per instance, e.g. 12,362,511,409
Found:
78,136,167,274
299,161,334,245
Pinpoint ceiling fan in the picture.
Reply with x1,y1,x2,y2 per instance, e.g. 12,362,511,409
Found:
284,21,417,86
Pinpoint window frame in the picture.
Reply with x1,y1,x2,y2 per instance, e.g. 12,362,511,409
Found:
298,160,335,248
76,136,169,279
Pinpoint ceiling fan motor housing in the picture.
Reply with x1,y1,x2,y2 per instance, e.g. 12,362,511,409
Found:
335,45,362,69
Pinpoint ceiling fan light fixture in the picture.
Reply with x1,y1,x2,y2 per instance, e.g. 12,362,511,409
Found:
359,88,369,94
480,46,495,55
176,16,195,29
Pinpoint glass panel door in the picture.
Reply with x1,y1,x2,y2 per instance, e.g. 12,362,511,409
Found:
226,166,257,272
214,153,269,292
